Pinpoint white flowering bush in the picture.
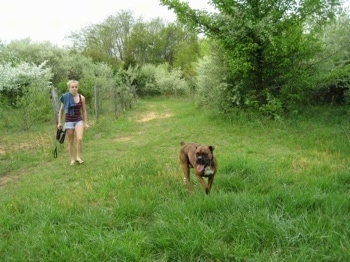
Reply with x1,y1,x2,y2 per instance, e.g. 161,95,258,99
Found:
154,64,189,97
0,61,53,129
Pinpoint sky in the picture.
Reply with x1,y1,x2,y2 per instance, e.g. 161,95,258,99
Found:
0,0,213,47
1,0,349,47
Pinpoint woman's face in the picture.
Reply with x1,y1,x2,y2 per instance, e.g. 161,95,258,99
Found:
69,83,79,95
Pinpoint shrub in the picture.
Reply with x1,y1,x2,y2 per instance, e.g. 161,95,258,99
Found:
0,62,53,130
138,63,189,97
138,64,159,96
154,64,189,97
196,54,238,112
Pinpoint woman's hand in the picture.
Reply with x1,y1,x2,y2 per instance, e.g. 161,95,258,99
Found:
57,123,62,129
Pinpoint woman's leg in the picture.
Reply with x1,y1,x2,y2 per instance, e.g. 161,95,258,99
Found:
66,129,75,164
75,121,84,162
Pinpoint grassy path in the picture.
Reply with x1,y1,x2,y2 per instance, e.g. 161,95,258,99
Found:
0,98,349,261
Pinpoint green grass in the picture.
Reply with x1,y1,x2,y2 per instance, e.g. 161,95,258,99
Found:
0,98,349,261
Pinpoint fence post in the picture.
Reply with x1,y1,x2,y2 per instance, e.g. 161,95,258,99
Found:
113,86,118,118
121,89,125,112
94,85,99,121
51,87,59,124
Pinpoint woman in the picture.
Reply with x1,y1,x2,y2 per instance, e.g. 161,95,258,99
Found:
57,80,89,165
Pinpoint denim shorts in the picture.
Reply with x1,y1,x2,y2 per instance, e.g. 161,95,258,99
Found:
65,120,83,130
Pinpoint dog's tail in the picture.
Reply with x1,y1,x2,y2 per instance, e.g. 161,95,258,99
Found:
180,141,185,146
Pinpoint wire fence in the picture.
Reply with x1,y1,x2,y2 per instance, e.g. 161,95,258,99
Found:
51,84,137,124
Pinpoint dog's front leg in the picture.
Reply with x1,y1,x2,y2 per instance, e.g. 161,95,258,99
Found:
195,175,210,194
207,176,215,194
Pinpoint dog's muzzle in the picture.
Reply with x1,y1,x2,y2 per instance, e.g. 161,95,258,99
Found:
196,155,211,166
196,155,214,176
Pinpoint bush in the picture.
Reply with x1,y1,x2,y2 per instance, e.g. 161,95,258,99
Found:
196,54,238,112
15,82,53,130
154,64,189,97
258,92,283,120
137,63,189,97
138,64,159,96
0,62,53,130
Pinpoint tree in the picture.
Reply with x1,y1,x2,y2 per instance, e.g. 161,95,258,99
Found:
124,19,199,70
67,10,136,70
311,14,350,104
124,18,169,67
0,39,70,86
160,0,342,114
173,32,200,80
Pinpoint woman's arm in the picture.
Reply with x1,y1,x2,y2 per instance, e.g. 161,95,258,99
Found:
81,95,89,128
57,103,64,128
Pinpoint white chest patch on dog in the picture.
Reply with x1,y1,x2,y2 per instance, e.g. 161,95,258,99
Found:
204,166,214,176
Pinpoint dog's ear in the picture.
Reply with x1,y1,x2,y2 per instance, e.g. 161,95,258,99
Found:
209,146,215,152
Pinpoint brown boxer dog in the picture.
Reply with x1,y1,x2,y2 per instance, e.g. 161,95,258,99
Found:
179,141,218,194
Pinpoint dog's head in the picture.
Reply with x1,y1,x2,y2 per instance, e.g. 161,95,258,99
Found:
195,145,215,173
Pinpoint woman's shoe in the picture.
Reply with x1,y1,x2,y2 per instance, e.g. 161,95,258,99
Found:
75,159,84,164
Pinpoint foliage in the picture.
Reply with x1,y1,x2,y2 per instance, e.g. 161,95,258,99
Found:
138,64,159,96
0,40,117,128
15,82,53,130
0,39,70,86
196,52,232,111
172,29,201,81
124,18,171,67
0,39,117,108
124,19,201,72
258,91,283,120
67,11,201,77
136,63,190,97
160,0,343,115
115,65,138,110
154,64,189,97
67,10,135,70
311,14,350,105
0,61,53,129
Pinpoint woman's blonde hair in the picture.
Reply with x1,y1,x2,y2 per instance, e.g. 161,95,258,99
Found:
67,80,79,88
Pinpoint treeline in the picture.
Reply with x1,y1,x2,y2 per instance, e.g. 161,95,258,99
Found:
160,0,350,116
1,1,350,130
0,11,199,129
